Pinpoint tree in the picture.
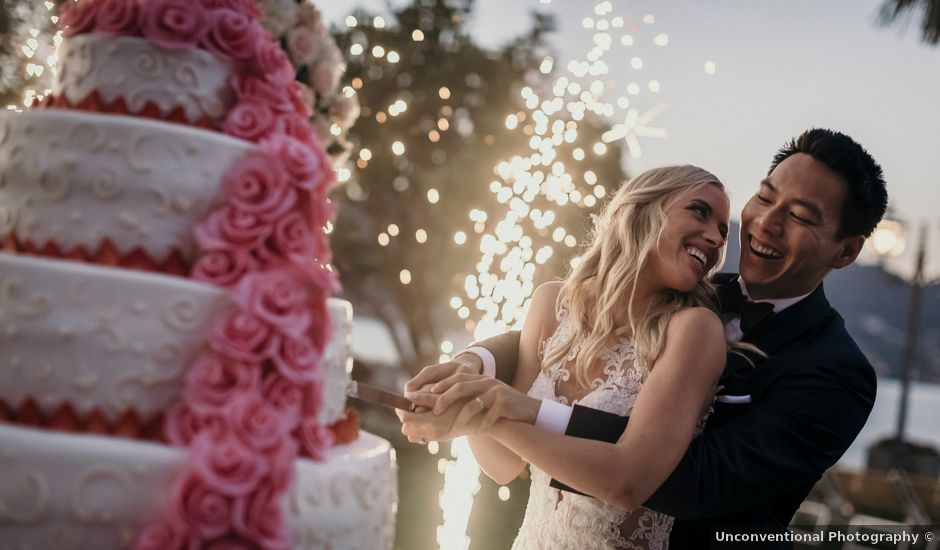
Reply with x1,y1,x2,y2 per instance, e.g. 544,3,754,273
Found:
330,0,625,372
880,0,940,44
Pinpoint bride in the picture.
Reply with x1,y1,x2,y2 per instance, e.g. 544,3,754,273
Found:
403,165,732,549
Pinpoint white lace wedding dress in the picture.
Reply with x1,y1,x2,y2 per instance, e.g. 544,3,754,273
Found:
511,304,688,550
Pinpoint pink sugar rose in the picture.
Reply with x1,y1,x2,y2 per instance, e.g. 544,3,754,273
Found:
253,40,296,87
232,74,295,113
222,150,297,220
200,0,261,18
183,353,262,412
232,268,312,339
262,135,327,190
232,483,289,550
298,415,334,460
135,519,186,550
287,81,313,117
268,333,321,385
204,538,261,550
165,403,226,447
210,311,273,363
261,372,304,422
171,473,232,539
274,113,318,148
227,392,291,451
286,25,319,66
304,296,332,352
261,211,317,262
95,0,142,35
140,0,208,49
196,205,274,252
191,430,269,497
202,9,260,61
191,248,259,288
61,0,97,37
223,102,276,143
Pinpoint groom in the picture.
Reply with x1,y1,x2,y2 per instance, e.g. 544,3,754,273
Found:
401,128,888,548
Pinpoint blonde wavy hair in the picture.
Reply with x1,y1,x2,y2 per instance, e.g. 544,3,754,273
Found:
544,165,728,387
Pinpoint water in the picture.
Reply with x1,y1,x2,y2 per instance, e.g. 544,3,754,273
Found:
839,378,940,469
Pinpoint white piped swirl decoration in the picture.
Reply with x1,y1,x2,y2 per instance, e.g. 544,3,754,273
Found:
0,109,251,263
54,34,234,124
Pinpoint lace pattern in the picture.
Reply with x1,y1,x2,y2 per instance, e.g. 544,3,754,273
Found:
512,303,688,550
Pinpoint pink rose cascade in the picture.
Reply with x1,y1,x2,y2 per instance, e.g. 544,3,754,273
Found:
53,0,344,548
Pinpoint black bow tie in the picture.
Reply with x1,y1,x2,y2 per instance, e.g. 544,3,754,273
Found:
717,280,775,334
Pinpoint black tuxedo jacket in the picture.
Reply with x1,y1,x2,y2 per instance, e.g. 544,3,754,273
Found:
475,274,877,549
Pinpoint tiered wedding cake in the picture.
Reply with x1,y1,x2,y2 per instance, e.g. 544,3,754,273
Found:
0,1,396,548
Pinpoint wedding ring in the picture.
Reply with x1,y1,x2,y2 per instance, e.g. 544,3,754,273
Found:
475,397,487,410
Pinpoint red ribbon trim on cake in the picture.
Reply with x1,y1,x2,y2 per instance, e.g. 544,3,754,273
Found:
37,90,217,131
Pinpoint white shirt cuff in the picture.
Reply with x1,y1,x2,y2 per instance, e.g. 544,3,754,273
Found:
535,399,573,434
462,346,497,378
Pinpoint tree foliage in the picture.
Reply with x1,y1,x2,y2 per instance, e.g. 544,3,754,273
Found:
330,0,625,371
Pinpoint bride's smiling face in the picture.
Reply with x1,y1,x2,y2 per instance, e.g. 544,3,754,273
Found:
644,183,730,293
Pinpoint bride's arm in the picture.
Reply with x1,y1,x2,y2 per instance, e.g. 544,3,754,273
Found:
463,281,561,484
483,307,725,509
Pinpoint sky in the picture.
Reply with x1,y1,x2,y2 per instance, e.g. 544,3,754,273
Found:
322,0,940,277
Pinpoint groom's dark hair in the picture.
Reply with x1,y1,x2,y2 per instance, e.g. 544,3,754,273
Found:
769,128,887,238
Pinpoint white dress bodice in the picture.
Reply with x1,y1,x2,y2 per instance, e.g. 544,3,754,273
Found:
511,304,675,550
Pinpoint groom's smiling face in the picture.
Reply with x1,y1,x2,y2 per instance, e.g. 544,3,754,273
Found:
738,153,863,301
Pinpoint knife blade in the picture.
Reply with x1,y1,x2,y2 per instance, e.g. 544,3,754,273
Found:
347,381,415,411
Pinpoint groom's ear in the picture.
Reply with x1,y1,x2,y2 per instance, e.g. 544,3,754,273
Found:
830,235,865,270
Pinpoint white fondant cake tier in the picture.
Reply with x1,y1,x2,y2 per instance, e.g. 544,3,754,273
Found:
0,254,352,425
0,109,252,264
0,424,397,550
54,33,234,124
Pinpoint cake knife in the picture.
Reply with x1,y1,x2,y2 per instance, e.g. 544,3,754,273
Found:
347,381,416,411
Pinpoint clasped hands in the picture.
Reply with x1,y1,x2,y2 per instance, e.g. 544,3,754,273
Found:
397,354,540,444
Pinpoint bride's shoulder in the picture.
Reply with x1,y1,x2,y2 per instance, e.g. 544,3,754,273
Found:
666,307,723,341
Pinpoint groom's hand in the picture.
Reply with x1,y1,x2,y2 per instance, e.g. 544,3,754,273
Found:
404,353,483,393
398,395,484,442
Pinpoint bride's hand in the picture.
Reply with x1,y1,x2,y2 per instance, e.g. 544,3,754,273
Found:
411,374,540,435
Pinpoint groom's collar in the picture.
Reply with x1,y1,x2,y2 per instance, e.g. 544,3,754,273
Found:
713,273,833,354
737,276,812,314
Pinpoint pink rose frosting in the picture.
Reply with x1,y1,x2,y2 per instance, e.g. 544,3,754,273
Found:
223,102,276,143
253,40,296,87
192,248,259,288
232,268,313,339
191,430,270,497
232,483,290,550
261,372,304,421
258,211,317,263
135,519,186,550
172,473,232,539
200,0,261,19
210,311,274,363
227,392,292,451
183,353,261,412
195,205,275,252
298,415,334,460
268,333,321,385
165,403,226,447
262,135,328,190
232,74,295,114
203,9,261,60
140,0,208,49
61,1,98,37
95,0,142,35
222,150,297,220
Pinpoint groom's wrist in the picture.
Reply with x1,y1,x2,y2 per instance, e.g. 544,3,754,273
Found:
460,347,495,377
535,399,573,433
